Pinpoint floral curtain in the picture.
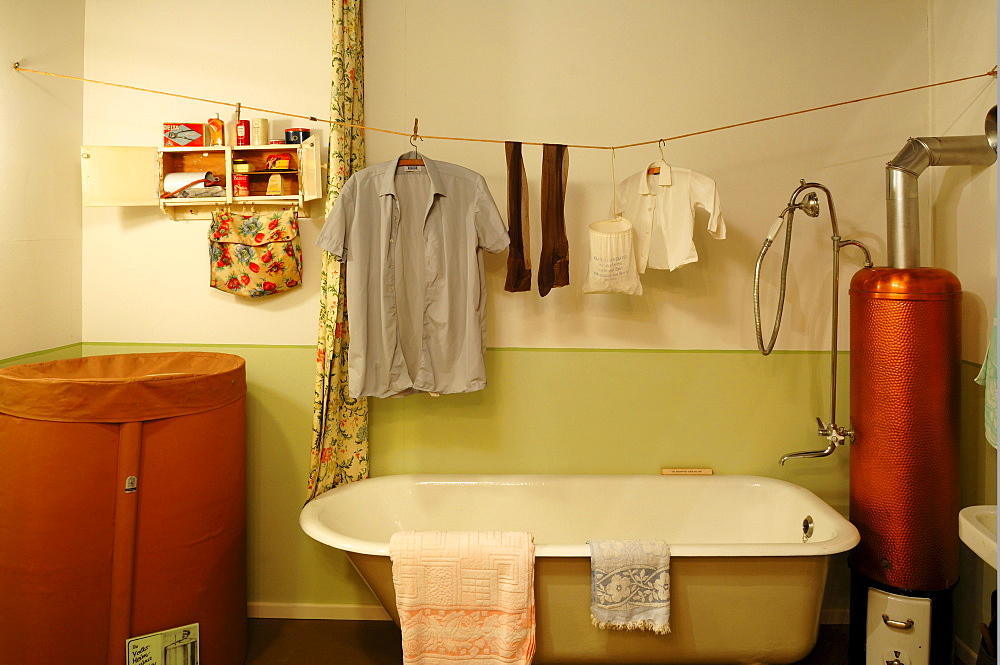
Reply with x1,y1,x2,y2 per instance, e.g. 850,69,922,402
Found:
306,0,367,501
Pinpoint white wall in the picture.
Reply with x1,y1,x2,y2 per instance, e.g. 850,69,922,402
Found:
928,0,998,362
76,1,973,355
0,1,85,358
81,0,333,346
364,0,935,352
927,0,999,655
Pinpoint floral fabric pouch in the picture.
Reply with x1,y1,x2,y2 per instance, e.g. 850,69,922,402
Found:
209,209,303,297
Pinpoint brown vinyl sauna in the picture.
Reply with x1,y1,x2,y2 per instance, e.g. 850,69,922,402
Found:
0,352,247,665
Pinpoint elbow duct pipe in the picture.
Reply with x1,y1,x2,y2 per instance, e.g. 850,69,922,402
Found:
886,132,997,268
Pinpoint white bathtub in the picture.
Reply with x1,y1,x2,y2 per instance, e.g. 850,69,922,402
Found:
300,474,858,664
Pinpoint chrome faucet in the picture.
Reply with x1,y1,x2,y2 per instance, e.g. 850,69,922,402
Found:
779,418,854,465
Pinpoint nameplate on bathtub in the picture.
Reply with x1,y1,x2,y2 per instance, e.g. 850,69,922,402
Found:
660,468,714,475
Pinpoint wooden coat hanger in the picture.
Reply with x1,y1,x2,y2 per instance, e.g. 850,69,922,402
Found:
398,118,425,166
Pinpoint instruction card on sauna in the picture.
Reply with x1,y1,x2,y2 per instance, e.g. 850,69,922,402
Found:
126,623,199,665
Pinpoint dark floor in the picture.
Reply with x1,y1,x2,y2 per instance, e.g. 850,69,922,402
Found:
245,619,848,664
246,618,402,665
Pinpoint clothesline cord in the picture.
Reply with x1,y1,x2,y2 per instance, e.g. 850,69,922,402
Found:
13,62,997,151
610,147,617,212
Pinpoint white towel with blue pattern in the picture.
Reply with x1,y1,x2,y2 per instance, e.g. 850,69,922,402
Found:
588,539,671,635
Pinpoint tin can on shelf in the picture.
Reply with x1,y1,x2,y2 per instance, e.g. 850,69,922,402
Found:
250,118,269,145
235,120,250,146
232,159,250,173
284,128,310,144
233,174,249,197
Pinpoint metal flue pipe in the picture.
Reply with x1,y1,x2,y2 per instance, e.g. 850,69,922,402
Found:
886,107,998,268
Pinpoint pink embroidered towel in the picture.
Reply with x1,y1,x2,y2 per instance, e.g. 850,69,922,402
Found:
390,531,536,665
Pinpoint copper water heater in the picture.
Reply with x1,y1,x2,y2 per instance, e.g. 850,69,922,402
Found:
847,112,996,665
849,267,961,590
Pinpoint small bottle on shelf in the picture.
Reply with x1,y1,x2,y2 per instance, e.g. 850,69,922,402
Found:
207,114,225,146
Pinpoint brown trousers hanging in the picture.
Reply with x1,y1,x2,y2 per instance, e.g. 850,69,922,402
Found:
504,141,531,292
538,143,569,297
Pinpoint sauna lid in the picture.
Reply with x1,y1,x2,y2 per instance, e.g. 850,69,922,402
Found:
0,352,246,422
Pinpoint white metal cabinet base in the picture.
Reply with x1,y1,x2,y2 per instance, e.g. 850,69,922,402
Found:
866,588,931,665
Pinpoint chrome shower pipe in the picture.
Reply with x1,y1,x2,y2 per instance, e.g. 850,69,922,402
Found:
886,108,998,268
782,184,872,434
771,182,872,465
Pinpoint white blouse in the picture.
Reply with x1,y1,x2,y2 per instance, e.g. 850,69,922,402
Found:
615,160,725,272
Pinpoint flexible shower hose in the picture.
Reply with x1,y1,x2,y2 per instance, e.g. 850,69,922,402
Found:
753,211,794,355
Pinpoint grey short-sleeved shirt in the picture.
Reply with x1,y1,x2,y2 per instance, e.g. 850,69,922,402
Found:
317,152,509,398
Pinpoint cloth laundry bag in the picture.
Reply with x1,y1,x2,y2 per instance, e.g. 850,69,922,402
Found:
209,209,303,297
582,216,643,295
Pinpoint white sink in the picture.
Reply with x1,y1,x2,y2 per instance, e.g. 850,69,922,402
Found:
959,505,998,569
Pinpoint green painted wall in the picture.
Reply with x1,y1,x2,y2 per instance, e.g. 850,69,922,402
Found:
370,349,853,500
0,344,83,369
2,343,993,635
79,343,376,608
68,344,861,611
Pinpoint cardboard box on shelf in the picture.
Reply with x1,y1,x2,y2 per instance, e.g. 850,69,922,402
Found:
163,123,207,147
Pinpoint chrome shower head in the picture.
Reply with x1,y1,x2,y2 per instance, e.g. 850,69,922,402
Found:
765,192,823,244
776,191,821,222
794,192,821,218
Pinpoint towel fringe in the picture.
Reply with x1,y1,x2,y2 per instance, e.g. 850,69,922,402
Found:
591,617,671,635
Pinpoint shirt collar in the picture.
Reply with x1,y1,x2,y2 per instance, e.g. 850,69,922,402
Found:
638,159,672,195
378,151,446,198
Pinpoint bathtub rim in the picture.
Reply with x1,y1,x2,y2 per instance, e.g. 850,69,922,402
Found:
299,473,859,558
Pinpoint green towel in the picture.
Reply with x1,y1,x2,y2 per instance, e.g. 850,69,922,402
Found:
975,315,997,449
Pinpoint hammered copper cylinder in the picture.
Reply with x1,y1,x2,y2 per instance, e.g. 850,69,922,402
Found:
848,267,961,590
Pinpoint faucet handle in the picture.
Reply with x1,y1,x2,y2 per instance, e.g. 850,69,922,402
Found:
816,417,853,444
826,425,846,446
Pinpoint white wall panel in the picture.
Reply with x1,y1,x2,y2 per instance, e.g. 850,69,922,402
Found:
0,1,85,357
364,1,934,350
77,1,997,353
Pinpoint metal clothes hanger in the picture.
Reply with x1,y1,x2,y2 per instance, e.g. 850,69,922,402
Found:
647,139,666,175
